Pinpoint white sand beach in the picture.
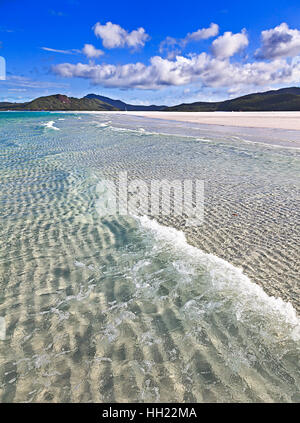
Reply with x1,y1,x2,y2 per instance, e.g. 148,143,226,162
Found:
119,111,300,131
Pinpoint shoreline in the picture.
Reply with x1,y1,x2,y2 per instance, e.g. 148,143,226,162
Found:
3,110,300,131
116,111,300,131
88,110,300,149
45,111,300,147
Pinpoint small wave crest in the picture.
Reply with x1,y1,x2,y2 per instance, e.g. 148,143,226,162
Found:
41,120,60,131
137,215,300,342
108,125,152,136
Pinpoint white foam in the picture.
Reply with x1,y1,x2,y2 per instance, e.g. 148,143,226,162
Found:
42,120,60,130
137,215,300,340
90,120,112,128
109,125,152,136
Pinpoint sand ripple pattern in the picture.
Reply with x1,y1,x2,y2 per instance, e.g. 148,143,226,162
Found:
0,112,299,402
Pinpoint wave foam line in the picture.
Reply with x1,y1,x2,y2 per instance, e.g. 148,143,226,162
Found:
137,215,300,341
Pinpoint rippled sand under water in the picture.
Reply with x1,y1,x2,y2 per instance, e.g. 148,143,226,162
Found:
0,111,299,402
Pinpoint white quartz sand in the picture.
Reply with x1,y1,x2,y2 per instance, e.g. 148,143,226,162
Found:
118,111,300,131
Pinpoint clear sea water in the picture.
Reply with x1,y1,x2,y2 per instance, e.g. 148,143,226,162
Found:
0,111,300,402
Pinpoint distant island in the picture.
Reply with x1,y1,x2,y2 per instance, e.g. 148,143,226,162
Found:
0,94,119,112
1,87,300,112
0,94,166,112
85,94,166,111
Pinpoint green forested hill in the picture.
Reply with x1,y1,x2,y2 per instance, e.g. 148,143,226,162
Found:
85,94,166,111
0,94,119,111
164,87,300,111
2,88,300,112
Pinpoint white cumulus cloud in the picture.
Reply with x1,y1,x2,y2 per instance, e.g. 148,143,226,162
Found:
212,30,248,59
255,23,300,59
82,44,104,58
159,23,219,57
184,23,219,44
93,22,149,49
52,21,300,94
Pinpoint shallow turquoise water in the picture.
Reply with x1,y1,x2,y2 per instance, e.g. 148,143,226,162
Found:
0,112,299,402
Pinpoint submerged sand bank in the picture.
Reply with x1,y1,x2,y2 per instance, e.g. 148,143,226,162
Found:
118,111,300,131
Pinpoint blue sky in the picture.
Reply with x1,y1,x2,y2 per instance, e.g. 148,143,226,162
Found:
1,0,300,105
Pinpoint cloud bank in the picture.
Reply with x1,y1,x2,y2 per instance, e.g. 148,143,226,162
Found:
52,22,300,93
53,53,300,91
